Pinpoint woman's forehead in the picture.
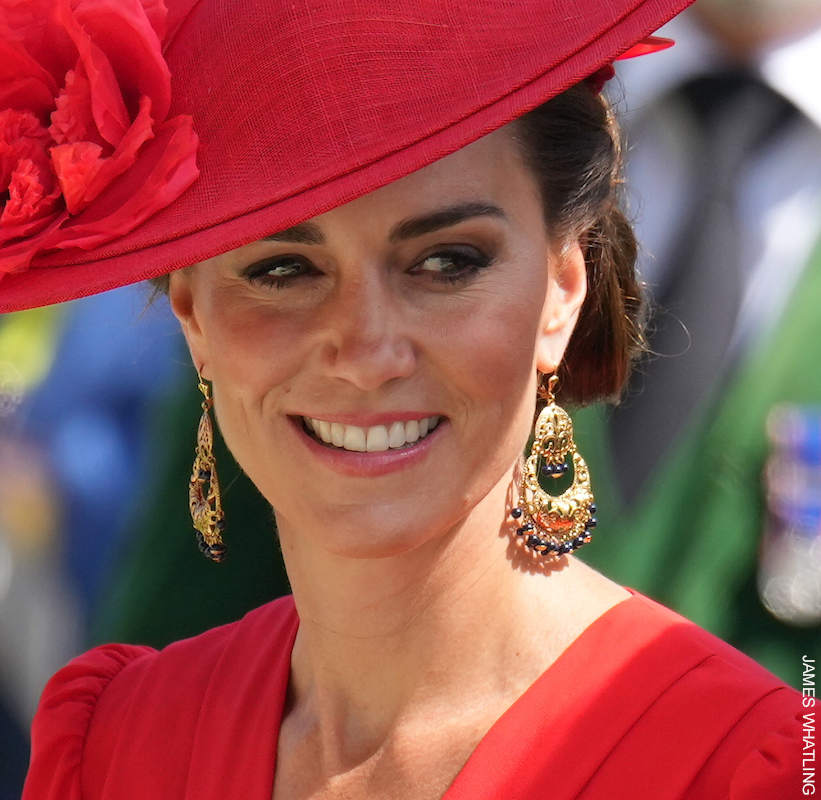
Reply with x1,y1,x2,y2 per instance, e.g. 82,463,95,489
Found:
283,128,539,236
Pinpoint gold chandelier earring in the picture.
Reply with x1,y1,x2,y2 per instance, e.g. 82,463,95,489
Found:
511,374,596,557
189,370,227,562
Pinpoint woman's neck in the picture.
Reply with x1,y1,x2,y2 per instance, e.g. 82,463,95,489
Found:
275,473,629,769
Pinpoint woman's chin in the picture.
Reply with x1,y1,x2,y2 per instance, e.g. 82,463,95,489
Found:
280,507,459,562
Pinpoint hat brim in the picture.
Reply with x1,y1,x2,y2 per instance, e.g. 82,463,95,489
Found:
1,0,694,312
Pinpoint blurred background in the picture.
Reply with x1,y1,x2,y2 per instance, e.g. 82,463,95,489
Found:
1,0,820,795
577,0,821,686
0,288,185,797
0,284,290,797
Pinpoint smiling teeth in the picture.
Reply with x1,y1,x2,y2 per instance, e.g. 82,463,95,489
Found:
304,416,441,452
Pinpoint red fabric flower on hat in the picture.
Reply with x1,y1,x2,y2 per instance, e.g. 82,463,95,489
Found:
0,0,199,278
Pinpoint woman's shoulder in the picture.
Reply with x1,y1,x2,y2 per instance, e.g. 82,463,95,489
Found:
618,591,797,687
23,642,155,800
23,644,156,800
23,595,298,800
591,591,803,798
459,590,803,800
110,592,298,684
604,591,800,719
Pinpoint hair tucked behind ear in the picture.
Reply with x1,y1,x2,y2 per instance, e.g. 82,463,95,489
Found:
516,85,645,406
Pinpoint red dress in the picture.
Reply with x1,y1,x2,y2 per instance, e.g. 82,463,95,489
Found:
23,591,802,799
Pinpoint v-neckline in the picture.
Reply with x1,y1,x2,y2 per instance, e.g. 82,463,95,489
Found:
238,590,651,800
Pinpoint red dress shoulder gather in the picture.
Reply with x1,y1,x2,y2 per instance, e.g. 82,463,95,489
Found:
23,592,804,799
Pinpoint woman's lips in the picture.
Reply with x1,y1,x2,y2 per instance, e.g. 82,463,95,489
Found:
289,414,446,476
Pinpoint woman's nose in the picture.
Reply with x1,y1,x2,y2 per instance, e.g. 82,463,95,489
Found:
318,273,416,390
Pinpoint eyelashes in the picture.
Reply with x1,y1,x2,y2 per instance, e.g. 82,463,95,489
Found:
410,245,494,284
243,256,319,290
242,245,495,290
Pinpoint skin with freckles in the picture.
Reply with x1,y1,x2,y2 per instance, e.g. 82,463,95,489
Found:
170,127,631,800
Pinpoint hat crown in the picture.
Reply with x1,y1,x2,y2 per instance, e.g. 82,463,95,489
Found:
149,0,686,250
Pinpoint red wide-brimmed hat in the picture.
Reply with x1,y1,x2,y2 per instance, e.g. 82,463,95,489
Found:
0,0,691,313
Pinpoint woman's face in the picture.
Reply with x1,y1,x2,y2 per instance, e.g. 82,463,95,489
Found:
170,128,586,559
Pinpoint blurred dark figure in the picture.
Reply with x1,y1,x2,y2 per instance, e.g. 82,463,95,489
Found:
92,365,290,650
579,0,821,685
0,287,185,796
0,694,28,800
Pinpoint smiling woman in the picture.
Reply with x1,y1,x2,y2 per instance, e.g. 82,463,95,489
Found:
6,1,802,799
172,129,575,560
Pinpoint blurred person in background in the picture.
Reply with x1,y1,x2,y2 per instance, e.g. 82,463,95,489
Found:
20,287,184,623
0,306,62,800
0,287,184,796
577,0,821,686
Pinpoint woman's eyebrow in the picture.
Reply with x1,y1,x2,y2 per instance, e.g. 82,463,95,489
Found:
263,222,324,244
262,201,504,246
389,202,506,242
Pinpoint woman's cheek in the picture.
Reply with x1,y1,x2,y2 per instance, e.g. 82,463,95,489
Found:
437,286,544,403
205,291,310,389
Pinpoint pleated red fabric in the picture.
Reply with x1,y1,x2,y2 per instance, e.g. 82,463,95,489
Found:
24,591,802,799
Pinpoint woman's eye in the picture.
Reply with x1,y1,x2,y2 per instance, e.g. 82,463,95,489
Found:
243,257,318,288
411,246,493,284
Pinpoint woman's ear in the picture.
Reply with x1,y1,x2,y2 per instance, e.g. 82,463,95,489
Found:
535,240,587,373
168,267,210,379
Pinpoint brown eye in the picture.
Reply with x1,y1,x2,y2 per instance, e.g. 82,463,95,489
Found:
411,246,493,284
243,256,320,288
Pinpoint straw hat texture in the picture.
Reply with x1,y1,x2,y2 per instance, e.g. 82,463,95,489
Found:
0,0,693,312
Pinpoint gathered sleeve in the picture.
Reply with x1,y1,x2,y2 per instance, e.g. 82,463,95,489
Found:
729,712,806,800
22,643,155,800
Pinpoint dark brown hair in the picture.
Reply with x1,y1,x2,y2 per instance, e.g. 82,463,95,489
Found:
516,85,645,406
